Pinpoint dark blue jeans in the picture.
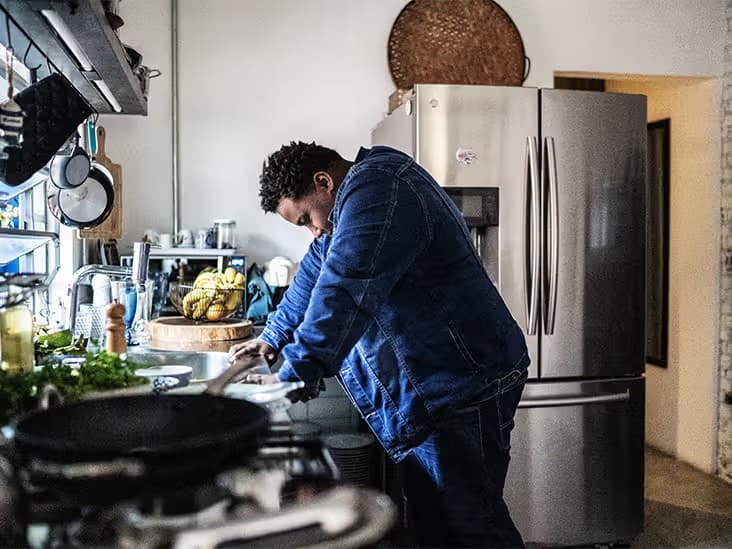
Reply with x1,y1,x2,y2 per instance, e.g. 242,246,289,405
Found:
399,370,527,548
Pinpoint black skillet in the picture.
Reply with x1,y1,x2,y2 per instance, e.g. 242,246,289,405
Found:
11,357,269,504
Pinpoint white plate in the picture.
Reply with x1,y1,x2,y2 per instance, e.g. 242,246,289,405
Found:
135,365,193,377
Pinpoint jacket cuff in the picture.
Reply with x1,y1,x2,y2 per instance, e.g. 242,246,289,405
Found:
260,327,286,351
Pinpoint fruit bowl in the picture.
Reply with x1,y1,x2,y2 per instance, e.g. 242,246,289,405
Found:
168,268,246,322
169,283,245,321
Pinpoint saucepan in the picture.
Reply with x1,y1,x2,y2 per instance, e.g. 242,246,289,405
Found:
49,132,90,190
10,357,270,504
134,65,161,101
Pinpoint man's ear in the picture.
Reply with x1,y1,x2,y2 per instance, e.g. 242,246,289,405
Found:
313,171,335,193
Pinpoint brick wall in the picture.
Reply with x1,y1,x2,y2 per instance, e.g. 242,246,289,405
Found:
718,2,732,484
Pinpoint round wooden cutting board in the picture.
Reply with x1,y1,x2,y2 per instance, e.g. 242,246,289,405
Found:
148,317,253,345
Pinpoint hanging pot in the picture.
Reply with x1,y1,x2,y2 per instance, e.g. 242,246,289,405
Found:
134,65,161,101
47,119,115,229
47,165,114,229
49,132,90,189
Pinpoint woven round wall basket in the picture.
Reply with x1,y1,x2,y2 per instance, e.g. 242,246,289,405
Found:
388,0,528,89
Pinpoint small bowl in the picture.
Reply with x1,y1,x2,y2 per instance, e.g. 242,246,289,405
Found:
135,365,193,390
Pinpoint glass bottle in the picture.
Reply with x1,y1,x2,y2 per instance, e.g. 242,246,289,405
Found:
130,284,150,346
0,304,34,374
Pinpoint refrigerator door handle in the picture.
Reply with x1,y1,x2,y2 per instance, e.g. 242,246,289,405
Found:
544,137,559,335
524,136,540,335
518,390,630,409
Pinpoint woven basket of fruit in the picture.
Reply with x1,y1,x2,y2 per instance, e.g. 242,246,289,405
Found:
169,267,245,322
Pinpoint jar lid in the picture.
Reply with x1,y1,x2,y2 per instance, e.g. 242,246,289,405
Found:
213,219,235,225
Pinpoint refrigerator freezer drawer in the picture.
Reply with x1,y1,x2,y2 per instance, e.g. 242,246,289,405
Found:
504,377,645,546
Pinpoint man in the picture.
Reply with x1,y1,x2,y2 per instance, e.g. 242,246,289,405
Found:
229,141,529,547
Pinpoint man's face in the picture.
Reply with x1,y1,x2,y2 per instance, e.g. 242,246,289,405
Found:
276,171,336,237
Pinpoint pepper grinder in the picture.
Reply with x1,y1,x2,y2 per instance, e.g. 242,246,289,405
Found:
105,302,127,356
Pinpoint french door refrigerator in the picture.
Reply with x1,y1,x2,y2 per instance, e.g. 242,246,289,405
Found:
373,84,646,545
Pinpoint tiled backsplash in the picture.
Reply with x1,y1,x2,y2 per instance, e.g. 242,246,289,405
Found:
287,377,362,434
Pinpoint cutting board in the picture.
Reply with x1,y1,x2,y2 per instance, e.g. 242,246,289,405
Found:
148,317,253,345
80,126,123,239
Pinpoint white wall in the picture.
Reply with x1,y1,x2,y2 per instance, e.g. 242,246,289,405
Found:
103,0,725,264
507,0,725,86
99,0,173,249
606,77,721,473
177,0,406,263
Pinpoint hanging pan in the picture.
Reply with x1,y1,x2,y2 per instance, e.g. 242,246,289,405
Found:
49,131,90,189
47,120,114,229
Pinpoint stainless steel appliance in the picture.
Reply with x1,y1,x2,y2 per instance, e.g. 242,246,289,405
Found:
373,84,646,546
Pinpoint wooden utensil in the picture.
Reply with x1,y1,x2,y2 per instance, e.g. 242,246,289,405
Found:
80,126,123,239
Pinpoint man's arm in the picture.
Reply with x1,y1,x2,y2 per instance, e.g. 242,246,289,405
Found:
277,168,430,387
259,237,324,351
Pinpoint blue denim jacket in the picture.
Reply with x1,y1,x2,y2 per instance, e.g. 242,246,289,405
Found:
261,146,528,461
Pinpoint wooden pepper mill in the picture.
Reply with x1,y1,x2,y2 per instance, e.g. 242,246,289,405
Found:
105,302,127,355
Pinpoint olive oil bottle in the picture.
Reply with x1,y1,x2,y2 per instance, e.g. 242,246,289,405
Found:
0,304,34,374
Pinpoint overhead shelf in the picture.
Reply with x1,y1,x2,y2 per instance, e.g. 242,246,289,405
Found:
121,248,239,261
148,248,239,258
0,0,147,115
0,227,58,265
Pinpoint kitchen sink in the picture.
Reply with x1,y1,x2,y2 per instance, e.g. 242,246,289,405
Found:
127,348,269,382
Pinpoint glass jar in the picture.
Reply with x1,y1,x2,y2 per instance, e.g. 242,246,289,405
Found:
213,219,236,249
0,304,34,374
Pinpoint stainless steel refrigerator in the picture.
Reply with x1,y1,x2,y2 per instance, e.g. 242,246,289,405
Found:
372,84,646,545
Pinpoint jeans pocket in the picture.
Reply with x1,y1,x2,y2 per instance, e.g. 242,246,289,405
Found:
495,381,525,450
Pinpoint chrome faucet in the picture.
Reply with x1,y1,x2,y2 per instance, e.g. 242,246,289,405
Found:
66,242,151,333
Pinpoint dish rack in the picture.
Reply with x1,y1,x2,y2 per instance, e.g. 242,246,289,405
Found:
0,273,47,311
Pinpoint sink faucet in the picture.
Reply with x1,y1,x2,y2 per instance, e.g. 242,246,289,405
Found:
67,242,151,333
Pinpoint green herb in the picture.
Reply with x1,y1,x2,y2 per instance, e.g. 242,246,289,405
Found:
34,329,86,358
0,351,148,425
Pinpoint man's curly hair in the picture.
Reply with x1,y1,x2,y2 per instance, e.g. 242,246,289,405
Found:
259,141,341,213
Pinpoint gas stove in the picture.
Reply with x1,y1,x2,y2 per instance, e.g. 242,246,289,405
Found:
2,421,396,548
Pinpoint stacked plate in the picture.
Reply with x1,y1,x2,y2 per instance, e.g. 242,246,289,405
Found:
323,433,377,487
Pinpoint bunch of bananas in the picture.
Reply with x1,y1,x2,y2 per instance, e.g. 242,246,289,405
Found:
181,267,245,321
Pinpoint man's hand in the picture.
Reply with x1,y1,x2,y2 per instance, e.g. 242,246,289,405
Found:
241,373,279,385
228,338,277,365
240,372,324,404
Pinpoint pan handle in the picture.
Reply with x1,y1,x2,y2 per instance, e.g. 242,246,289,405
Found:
205,356,267,396
28,457,146,480
39,384,64,410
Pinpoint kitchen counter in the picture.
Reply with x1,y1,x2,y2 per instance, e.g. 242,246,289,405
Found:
128,337,294,422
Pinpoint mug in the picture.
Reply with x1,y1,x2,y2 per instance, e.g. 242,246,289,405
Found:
195,229,208,249
143,228,160,245
176,229,193,247
159,233,173,248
